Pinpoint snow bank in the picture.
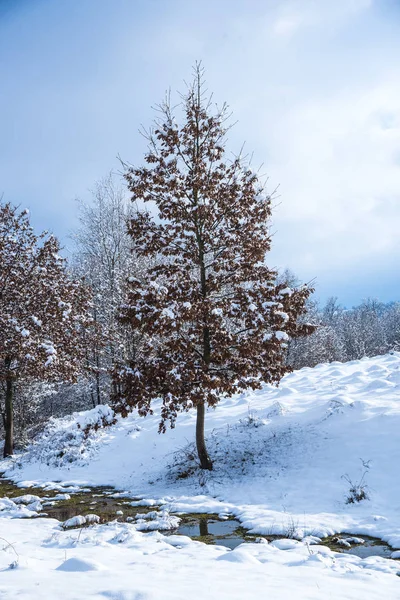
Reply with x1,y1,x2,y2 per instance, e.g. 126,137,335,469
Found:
0,495,43,518
0,518,399,599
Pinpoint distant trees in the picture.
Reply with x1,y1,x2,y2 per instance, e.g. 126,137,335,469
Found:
72,174,148,407
287,296,400,369
0,203,92,456
112,66,314,469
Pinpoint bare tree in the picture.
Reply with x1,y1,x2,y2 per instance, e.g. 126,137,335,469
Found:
287,294,400,369
72,174,142,405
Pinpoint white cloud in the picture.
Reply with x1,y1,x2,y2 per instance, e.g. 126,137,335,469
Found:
270,0,373,38
267,78,400,277
0,0,397,303
272,15,302,38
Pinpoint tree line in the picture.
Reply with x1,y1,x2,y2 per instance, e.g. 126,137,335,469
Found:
288,295,400,370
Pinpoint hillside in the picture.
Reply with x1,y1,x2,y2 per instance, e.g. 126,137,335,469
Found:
1,353,400,598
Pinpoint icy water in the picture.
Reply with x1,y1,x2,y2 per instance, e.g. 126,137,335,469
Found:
176,516,244,549
0,478,398,558
0,478,154,522
323,535,395,559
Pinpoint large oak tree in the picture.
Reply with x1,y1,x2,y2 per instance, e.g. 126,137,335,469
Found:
113,66,314,469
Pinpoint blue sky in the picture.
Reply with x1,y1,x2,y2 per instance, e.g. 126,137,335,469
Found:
1,0,399,306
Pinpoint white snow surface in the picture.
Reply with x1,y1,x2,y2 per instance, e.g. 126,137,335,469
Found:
1,353,400,598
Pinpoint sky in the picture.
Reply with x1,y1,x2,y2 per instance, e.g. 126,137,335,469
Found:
0,0,399,306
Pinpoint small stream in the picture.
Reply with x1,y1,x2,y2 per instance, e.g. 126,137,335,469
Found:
0,478,398,558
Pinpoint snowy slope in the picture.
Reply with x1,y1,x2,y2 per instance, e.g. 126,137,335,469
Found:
3,352,400,543
1,353,400,598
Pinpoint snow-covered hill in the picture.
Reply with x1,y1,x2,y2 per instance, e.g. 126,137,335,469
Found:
1,353,400,599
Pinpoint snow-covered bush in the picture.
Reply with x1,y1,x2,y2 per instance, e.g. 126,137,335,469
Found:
14,405,115,468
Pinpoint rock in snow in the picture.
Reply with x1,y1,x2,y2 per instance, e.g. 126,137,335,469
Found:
61,515,87,529
56,557,104,572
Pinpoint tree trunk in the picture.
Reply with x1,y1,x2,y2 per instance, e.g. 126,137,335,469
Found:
3,376,14,458
199,518,209,537
90,387,96,409
194,157,213,471
95,368,101,406
196,402,212,470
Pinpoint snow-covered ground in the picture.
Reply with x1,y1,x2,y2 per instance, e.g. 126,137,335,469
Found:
1,353,400,598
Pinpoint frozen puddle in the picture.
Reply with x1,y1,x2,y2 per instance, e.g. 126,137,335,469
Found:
323,534,395,559
175,516,243,549
0,477,154,523
174,518,398,558
1,478,398,558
